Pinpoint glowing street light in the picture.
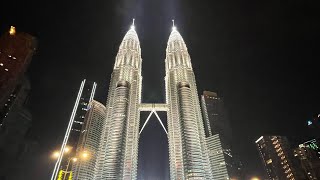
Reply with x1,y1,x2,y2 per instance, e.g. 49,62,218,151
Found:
251,177,260,180
81,151,89,159
50,148,90,180
64,146,71,153
52,151,60,159
51,146,72,160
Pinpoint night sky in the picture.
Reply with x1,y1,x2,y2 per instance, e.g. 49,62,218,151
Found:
1,0,319,179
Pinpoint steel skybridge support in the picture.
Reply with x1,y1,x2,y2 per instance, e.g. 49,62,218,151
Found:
139,103,168,135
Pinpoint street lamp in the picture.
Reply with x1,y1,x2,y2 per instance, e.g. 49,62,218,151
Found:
64,146,72,153
51,149,89,180
62,157,78,180
251,177,260,180
81,151,89,159
51,146,72,160
52,151,60,159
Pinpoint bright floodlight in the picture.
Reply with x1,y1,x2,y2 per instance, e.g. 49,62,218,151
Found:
72,157,78,162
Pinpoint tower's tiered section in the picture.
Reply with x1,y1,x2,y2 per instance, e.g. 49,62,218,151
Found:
165,27,213,180
96,26,142,180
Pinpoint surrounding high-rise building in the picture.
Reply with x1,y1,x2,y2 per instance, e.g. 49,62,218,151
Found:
68,81,97,152
200,91,241,180
72,100,106,180
51,80,97,180
294,139,320,180
0,26,36,179
0,77,33,178
201,91,231,138
0,77,31,127
255,136,304,180
206,134,230,180
0,26,37,125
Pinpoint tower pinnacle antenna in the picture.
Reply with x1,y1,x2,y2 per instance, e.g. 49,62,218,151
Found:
131,18,135,29
172,19,176,31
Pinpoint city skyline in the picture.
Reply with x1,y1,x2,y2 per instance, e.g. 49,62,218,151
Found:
0,0,318,179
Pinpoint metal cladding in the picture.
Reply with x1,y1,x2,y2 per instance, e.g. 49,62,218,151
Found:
95,26,142,180
165,27,213,179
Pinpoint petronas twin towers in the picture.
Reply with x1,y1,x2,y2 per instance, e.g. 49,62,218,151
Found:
94,22,213,180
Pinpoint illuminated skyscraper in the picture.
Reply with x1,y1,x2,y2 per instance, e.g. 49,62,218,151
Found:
165,25,213,179
255,136,303,180
68,81,97,151
0,26,37,125
206,134,230,180
51,80,97,180
72,100,106,180
95,23,142,180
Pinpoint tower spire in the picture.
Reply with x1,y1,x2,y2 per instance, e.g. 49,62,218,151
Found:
172,19,176,31
131,18,135,29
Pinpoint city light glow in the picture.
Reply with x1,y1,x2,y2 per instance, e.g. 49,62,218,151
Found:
81,151,89,159
52,151,60,159
250,177,260,180
9,26,16,35
64,146,71,153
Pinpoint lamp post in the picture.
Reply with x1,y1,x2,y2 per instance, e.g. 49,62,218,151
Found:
62,157,77,180
51,149,89,180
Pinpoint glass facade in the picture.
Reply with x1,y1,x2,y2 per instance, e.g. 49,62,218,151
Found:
206,135,229,180
72,100,106,179
200,91,241,180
